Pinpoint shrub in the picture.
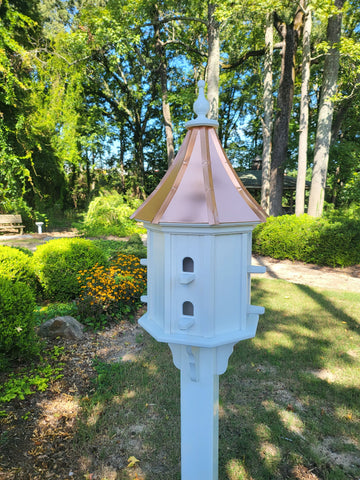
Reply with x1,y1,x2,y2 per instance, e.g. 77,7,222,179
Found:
0,246,40,294
80,191,145,237
253,213,360,267
306,217,360,267
33,238,108,301
77,254,147,328
252,214,316,261
10,246,33,256
0,277,40,368
92,234,147,261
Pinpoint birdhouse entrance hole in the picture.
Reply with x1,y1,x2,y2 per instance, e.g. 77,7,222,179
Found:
182,257,194,273
182,301,194,316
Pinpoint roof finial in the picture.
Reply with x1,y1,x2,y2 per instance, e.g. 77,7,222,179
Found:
185,80,219,128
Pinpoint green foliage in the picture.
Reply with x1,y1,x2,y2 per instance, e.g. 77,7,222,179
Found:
324,203,360,221
339,172,360,204
253,213,360,267
77,254,146,328
0,120,32,214
92,233,147,261
0,277,40,367
33,238,108,301
253,214,316,261
307,217,360,267
0,246,40,294
79,192,145,237
34,302,79,326
10,246,33,256
0,348,64,403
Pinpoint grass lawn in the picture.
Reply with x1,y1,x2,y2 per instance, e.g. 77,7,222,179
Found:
71,278,360,480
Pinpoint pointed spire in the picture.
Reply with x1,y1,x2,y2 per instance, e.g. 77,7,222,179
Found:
185,80,219,128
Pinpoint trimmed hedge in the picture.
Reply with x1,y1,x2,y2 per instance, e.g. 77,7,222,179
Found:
253,214,360,267
307,217,360,267
33,238,108,301
0,246,40,294
0,277,39,366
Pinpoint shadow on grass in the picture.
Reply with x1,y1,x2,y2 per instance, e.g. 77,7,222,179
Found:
296,283,360,334
219,279,360,480
73,340,181,479
71,279,360,480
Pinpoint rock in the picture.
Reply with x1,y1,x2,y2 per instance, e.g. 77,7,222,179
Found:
38,316,84,340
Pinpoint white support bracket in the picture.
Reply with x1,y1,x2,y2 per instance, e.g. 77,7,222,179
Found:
248,305,265,315
247,264,266,274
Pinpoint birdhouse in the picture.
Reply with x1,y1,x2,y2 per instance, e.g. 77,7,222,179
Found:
131,80,267,349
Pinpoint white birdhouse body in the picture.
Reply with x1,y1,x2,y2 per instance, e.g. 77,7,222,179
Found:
140,222,262,348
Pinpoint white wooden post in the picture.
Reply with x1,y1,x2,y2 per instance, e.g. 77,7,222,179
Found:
170,344,235,480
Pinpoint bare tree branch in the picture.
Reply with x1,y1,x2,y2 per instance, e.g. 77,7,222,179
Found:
142,16,208,28
161,39,207,57
221,43,283,70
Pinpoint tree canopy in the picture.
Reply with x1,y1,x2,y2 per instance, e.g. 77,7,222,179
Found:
0,0,359,220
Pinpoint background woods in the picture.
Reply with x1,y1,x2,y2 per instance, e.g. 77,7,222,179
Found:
0,0,359,223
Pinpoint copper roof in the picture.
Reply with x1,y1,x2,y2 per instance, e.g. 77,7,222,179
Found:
131,82,267,225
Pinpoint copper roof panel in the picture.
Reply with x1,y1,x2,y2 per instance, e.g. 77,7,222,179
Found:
131,126,266,225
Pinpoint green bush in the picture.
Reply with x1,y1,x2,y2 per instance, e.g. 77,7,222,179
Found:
10,246,33,256
0,246,40,294
79,191,145,237
252,215,316,261
92,234,147,261
253,213,360,267
306,217,360,267
33,238,108,301
0,277,40,368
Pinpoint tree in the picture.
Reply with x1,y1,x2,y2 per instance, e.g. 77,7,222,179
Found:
295,2,312,216
261,12,274,214
220,1,306,216
207,2,220,121
269,4,305,216
152,4,175,165
308,0,345,217
0,0,59,213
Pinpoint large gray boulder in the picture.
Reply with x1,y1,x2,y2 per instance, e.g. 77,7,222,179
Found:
38,316,84,340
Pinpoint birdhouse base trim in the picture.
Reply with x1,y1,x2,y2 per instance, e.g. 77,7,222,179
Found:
139,312,258,348
146,222,258,234
169,343,236,379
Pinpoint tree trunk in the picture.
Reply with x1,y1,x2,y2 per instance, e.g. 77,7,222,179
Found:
261,12,273,215
307,0,344,217
153,6,175,166
206,2,220,121
269,6,304,216
295,4,311,216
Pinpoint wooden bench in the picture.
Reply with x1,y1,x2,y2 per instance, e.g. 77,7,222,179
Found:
0,214,25,235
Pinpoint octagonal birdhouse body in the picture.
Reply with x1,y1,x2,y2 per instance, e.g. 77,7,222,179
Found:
132,81,266,349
